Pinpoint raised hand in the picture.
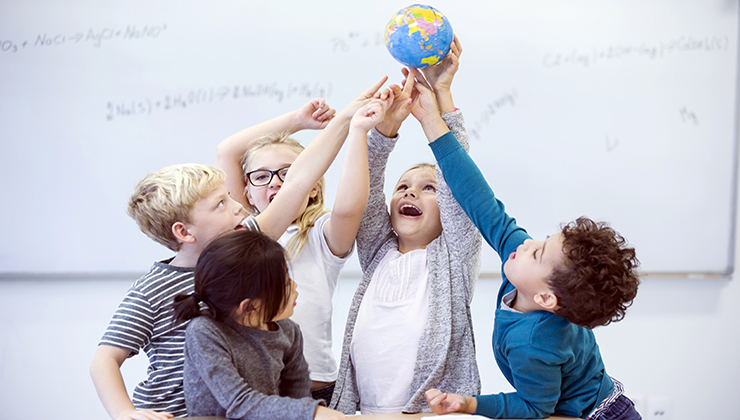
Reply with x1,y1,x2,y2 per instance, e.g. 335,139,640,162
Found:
420,34,462,94
351,89,395,133
339,75,389,119
407,68,440,125
375,69,415,137
294,98,337,130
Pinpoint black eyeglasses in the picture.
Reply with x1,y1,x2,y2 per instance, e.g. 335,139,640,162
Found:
245,166,290,187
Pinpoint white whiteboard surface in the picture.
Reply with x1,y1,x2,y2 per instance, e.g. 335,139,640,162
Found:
0,0,737,276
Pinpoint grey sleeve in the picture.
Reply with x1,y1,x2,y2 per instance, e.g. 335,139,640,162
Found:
355,128,398,272
438,110,482,302
185,320,320,420
278,321,313,400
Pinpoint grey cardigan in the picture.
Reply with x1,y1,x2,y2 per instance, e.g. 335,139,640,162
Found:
330,111,482,414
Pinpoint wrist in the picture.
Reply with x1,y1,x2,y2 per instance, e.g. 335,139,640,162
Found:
419,113,450,142
465,395,477,414
376,120,401,138
289,110,305,133
436,91,455,114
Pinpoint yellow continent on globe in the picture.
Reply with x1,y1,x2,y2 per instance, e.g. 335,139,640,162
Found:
421,55,440,66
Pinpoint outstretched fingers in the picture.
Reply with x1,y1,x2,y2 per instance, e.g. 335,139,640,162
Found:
358,75,390,100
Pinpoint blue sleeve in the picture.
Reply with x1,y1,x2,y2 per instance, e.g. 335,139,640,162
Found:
429,132,530,261
475,345,563,419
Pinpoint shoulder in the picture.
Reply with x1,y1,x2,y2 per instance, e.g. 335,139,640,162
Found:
276,318,302,337
132,261,195,293
311,211,333,233
186,316,221,336
241,215,260,232
514,312,587,356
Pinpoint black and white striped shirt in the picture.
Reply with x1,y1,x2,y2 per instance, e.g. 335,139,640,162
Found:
99,214,260,417
100,261,195,417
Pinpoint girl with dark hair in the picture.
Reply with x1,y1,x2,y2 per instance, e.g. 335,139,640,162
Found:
216,79,393,404
172,230,346,420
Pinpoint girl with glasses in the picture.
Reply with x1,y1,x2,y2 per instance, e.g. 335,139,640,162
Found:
216,78,393,405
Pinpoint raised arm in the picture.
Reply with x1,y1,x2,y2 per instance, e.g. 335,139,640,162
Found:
215,98,336,209
254,77,388,240
411,71,528,258
419,34,462,113
322,91,394,257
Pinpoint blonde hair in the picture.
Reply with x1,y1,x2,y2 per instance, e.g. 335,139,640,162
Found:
242,132,329,260
397,163,436,185
127,163,226,252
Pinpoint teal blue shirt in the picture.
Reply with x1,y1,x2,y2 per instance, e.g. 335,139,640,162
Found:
429,130,613,419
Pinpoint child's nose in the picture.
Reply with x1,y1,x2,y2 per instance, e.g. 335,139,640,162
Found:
269,175,284,187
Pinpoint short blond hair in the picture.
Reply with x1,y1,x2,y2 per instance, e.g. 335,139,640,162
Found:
127,164,226,251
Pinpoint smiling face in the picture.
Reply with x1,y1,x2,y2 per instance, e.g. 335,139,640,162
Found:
185,183,248,254
503,233,567,311
245,145,313,214
390,166,442,253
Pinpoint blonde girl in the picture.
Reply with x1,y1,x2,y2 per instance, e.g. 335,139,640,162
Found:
216,78,392,402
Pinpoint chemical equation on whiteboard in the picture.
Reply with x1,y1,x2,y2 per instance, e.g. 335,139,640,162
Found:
468,89,518,141
105,82,333,121
330,32,384,52
0,24,167,52
679,107,699,125
543,35,730,69
605,136,620,152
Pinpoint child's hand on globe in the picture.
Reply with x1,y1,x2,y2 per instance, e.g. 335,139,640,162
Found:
421,35,463,94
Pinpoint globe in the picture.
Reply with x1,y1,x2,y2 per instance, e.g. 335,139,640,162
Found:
385,4,454,69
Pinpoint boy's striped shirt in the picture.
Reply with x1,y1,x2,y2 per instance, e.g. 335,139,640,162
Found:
100,261,195,417
99,214,261,417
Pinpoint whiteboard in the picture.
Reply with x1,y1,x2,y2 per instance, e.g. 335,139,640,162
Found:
0,0,737,276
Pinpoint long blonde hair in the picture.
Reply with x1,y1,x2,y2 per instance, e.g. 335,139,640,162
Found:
241,132,329,260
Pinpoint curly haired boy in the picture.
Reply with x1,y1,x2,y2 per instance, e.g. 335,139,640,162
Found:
404,44,642,419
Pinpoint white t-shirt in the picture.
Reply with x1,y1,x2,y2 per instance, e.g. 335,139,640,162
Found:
279,212,350,382
350,248,429,414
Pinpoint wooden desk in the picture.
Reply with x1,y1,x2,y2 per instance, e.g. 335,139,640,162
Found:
346,414,574,419
186,414,575,419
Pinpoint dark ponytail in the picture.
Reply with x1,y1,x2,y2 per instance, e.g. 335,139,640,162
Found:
172,229,289,326
172,291,205,324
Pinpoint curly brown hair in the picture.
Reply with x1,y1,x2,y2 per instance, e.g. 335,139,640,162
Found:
547,217,640,329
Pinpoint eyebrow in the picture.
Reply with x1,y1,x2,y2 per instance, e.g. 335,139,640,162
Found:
540,238,548,264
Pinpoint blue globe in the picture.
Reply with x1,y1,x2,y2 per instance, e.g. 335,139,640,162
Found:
385,4,454,69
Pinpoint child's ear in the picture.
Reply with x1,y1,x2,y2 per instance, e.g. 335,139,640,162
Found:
309,185,319,199
172,222,195,244
246,186,256,207
534,292,558,311
238,298,260,316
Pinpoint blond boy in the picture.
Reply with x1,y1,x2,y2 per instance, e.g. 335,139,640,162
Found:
89,164,258,419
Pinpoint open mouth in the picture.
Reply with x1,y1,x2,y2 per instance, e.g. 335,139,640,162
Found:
235,219,247,231
398,203,423,217
268,193,277,203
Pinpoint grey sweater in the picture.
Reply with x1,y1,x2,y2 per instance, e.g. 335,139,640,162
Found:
183,316,322,420
330,110,483,414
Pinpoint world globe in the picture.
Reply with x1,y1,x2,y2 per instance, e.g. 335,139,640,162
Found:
385,4,454,69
